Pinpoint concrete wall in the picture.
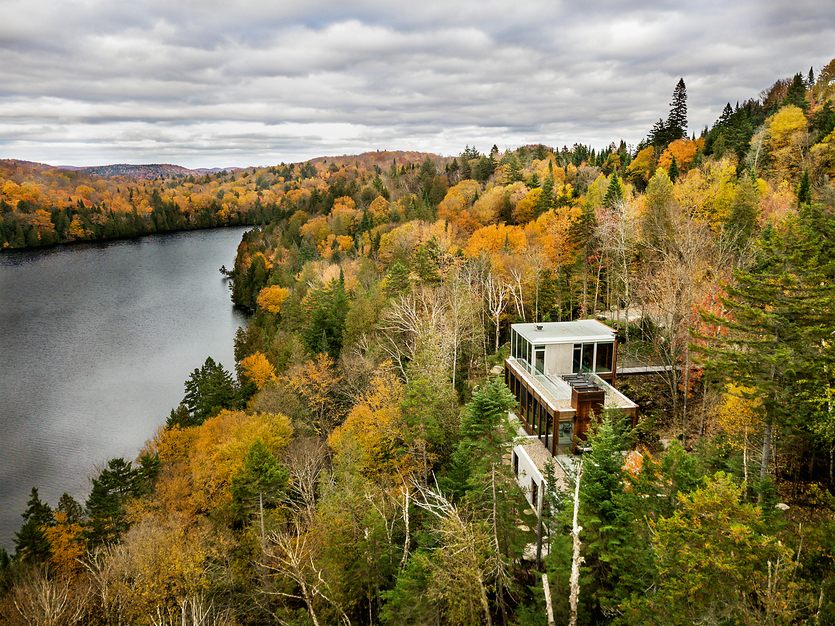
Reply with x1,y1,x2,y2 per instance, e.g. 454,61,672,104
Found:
512,441,544,516
545,343,573,376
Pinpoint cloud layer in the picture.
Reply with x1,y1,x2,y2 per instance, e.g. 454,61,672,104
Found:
1,0,833,168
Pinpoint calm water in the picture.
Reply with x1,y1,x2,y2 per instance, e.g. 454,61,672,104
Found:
0,227,249,551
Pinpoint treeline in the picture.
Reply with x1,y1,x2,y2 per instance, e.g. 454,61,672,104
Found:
2,60,835,625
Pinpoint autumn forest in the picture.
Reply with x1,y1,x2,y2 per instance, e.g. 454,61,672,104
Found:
2,60,835,625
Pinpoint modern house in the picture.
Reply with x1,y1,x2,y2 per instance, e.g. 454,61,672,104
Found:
504,320,639,514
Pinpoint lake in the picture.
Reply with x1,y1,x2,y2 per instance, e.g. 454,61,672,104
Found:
0,227,250,551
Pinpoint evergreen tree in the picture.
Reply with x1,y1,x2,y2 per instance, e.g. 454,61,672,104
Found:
727,173,760,250
442,377,516,500
302,274,350,358
783,72,810,112
537,172,556,215
666,78,688,140
181,356,238,425
797,167,812,206
231,439,289,523
603,173,625,208
14,487,54,564
649,79,688,148
413,241,441,284
499,190,514,224
84,458,139,547
699,203,835,501
667,155,679,182
383,261,411,299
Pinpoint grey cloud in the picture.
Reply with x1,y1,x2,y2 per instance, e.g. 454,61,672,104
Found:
1,0,833,167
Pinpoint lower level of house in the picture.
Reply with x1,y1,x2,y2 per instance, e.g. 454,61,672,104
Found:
504,355,639,514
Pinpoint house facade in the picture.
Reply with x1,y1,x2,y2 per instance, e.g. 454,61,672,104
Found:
504,320,639,513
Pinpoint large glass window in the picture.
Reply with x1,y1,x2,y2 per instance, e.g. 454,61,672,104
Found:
572,344,582,373
595,342,614,373
558,421,574,447
534,345,545,374
582,343,594,372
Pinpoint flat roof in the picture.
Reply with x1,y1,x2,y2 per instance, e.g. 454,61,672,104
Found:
513,319,615,344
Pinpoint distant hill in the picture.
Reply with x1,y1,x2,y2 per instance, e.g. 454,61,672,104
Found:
66,163,232,179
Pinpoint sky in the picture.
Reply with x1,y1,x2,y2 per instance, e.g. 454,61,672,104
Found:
1,0,833,169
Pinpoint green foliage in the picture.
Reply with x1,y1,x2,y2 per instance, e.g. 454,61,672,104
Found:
383,260,410,299
727,172,760,249
13,487,54,564
179,356,238,426
84,457,142,547
301,274,350,358
603,173,625,208
231,439,289,521
622,472,798,626
797,167,812,206
442,377,516,500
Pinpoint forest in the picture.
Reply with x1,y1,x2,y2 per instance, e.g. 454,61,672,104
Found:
2,59,835,625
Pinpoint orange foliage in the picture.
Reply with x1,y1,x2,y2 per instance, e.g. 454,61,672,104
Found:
658,139,698,173
464,223,527,257
256,285,290,314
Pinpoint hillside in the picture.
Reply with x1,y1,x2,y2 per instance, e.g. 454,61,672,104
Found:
1,59,835,626
73,163,229,179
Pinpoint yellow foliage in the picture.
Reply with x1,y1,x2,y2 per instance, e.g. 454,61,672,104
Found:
190,410,293,512
329,367,416,478
811,129,835,178
284,353,344,435
674,158,736,226
30,209,56,238
240,351,276,389
528,207,574,267
715,384,763,449
300,215,330,247
369,195,391,226
768,105,808,151
117,511,231,616
513,187,542,224
150,425,199,517
330,197,358,235
68,216,91,240
767,105,809,181
625,147,657,185
74,185,96,200
464,223,527,257
2,180,20,198
256,285,290,314
378,221,420,265
43,512,84,577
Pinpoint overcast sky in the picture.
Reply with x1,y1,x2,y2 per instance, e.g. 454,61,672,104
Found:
1,0,833,169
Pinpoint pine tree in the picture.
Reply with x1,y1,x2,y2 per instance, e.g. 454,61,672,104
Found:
182,356,237,424
14,487,54,564
84,458,139,547
699,203,835,501
537,173,556,215
383,260,411,299
797,167,812,206
603,174,625,208
783,73,809,112
667,155,679,182
666,78,688,140
727,173,760,250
